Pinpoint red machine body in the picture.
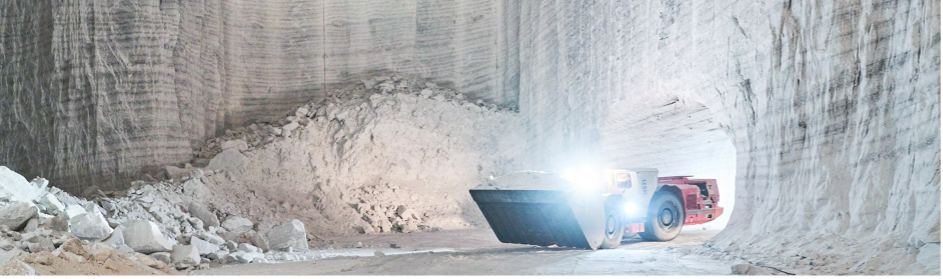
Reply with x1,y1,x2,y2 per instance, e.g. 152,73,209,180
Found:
656,175,723,226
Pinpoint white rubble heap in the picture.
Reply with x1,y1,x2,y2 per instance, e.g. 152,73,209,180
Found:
0,75,524,273
0,166,309,272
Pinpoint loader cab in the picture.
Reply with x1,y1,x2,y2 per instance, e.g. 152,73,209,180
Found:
603,168,659,220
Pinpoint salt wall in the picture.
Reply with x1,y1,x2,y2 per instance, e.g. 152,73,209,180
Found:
0,0,520,191
513,0,939,272
0,0,939,271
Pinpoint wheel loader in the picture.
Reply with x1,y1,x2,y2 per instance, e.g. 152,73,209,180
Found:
468,168,723,249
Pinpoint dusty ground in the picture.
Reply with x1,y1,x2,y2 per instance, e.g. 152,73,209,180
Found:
196,229,733,275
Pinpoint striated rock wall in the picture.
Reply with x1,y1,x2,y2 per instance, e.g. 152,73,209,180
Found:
1,0,516,192
0,0,939,273
514,0,939,274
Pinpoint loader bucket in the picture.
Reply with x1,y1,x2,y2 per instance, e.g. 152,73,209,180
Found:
469,189,605,249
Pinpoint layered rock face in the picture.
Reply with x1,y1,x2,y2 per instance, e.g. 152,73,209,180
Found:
514,0,939,274
0,0,939,274
0,0,518,192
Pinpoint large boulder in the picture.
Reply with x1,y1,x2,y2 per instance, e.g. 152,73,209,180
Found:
170,244,201,267
221,216,253,233
121,220,172,254
266,219,308,252
206,149,249,173
0,202,38,231
0,167,46,202
187,202,219,229
69,211,113,241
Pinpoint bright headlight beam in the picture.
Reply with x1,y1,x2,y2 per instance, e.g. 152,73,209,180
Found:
561,166,601,189
624,202,637,215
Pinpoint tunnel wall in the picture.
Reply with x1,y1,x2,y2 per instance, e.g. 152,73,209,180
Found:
514,0,939,273
0,0,939,273
0,0,517,192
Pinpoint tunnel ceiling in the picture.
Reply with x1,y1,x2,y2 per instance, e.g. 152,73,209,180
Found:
0,0,939,274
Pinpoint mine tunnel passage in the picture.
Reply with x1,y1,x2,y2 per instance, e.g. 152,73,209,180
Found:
599,97,737,230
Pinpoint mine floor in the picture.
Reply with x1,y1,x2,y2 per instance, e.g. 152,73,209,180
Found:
195,229,732,275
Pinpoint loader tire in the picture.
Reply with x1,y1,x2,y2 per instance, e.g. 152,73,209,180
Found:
639,192,684,241
599,205,624,249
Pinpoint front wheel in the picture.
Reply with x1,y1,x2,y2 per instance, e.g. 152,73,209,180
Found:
599,205,624,249
638,192,684,241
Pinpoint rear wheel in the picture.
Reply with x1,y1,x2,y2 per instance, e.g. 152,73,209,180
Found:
599,205,624,249
639,192,684,241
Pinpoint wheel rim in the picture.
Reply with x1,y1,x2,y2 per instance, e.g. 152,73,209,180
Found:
659,207,675,226
606,214,617,237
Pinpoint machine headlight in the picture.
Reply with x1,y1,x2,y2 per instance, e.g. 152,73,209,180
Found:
624,202,637,215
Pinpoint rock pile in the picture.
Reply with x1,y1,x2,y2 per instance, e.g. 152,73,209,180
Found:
348,184,426,234
179,74,523,238
0,166,308,273
192,75,504,164
1,74,524,273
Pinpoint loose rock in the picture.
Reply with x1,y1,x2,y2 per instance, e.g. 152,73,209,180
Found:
99,227,125,248
221,216,253,233
121,220,173,254
190,237,220,255
266,219,308,252
248,230,270,252
0,202,38,231
69,211,113,241
237,243,262,254
206,149,249,173
150,252,173,264
35,193,65,216
197,232,225,246
187,202,219,229
170,244,201,267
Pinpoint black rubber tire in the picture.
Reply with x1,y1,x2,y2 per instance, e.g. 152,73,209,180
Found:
599,205,624,249
639,192,685,241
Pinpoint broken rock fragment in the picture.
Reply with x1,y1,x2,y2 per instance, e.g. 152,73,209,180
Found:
197,232,225,246
34,193,65,216
221,216,253,233
63,205,85,219
190,237,220,255
230,250,264,264
99,227,125,248
237,243,262,254
266,219,308,252
121,220,173,254
206,149,249,173
248,230,270,252
187,202,219,229
171,244,201,267
0,167,46,202
69,211,113,241
0,202,38,231
42,215,69,232
150,252,172,264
